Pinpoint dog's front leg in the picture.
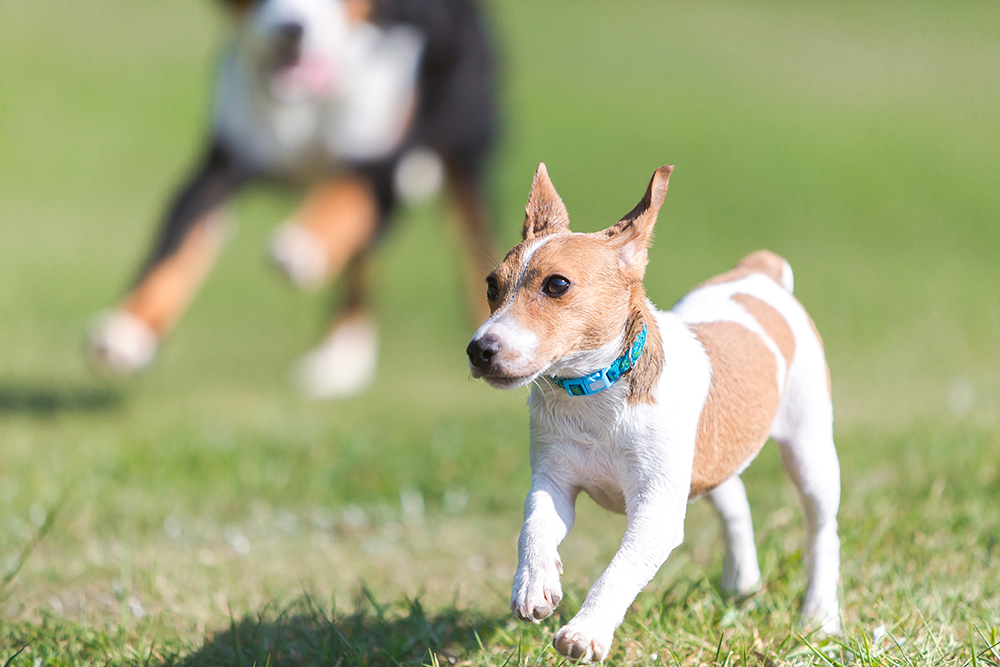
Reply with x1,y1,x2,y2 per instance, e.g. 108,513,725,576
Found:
511,473,577,623
554,490,685,663
89,142,247,374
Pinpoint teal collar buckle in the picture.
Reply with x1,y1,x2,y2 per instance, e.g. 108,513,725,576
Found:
549,323,648,397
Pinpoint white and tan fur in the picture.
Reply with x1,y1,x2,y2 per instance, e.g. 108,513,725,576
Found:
466,164,841,663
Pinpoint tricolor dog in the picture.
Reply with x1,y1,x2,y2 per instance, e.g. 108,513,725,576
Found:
466,164,841,663
90,0,498,397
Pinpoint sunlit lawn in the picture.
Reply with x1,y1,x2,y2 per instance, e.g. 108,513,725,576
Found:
1,0,998,664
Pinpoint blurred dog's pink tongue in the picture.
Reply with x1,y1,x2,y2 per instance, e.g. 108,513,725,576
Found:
273,57,335,98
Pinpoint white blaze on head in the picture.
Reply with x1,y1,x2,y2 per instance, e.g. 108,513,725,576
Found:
466,237,552,381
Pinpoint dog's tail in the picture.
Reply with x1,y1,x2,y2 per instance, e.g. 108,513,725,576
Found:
737,250,794,293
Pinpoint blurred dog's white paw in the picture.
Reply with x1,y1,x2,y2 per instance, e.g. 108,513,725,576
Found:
295,314,378,399
553,618,613,664
88,309,159,375
271,221,329,290
393,147,444,204
511,557,563,622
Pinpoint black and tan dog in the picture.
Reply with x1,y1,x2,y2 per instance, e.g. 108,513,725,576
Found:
90,0,498,397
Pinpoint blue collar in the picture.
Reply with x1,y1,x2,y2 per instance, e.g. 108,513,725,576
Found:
548,323,648,397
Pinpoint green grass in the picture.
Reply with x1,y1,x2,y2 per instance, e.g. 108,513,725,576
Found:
1,0,999,664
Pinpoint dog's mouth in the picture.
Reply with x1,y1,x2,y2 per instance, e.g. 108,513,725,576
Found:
482,375,534,390
268,53,335,100
470,368,538,390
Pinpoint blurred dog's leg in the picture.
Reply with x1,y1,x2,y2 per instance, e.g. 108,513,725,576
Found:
447,173,498,325
294,255,379,398
271,176,380,290
89,144,244,374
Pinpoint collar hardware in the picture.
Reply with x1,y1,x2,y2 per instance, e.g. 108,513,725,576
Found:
549,323,647,397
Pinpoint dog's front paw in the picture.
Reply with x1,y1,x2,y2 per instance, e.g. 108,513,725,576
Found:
553,619,613,664
88,309,159,375
510,557,563,622
294,313,378,399
270,222,329,290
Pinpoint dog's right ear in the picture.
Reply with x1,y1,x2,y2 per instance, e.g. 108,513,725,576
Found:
522,163,570,241
218,0,256,14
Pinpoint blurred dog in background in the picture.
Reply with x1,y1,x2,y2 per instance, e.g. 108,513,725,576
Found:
89,0,498,397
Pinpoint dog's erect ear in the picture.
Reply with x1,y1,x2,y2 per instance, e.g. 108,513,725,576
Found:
522,163,571,241
604,165,673,278
218,0,256,14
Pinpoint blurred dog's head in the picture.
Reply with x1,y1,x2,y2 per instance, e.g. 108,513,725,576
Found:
220,0,372,102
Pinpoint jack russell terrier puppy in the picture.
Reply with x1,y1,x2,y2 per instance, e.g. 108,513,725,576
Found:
466,164,841,663
89,0,498,398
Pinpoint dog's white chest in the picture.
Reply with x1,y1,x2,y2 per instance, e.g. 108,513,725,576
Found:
528,389,644,515
526,311,713,513
555,438,630,514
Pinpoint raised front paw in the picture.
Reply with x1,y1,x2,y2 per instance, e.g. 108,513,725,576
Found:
553,619,614,664
510,557,563,622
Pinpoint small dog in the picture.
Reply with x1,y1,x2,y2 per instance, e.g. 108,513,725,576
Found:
90,0,498,397
466,164,841,663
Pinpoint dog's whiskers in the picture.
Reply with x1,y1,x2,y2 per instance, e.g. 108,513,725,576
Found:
472,248,501,271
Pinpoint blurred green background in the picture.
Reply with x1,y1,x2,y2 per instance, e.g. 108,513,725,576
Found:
0,0,998,663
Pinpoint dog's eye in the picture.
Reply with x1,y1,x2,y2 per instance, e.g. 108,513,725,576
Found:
486,276,499,301
542,275,571,296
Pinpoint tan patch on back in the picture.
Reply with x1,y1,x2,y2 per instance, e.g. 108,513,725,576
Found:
293,177,379,281
730,293,795,367
689,321,781,499
124,214,226,335
700,250,787,289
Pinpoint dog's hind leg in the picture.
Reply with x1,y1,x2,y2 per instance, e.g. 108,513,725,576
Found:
771,345,841,634
445,170,499,326
294,253,379,399
707,475,762,596
271,174,387,398
89,143,246,374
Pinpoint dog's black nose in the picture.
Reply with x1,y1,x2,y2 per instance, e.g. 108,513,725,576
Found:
275,21,304,43
467,335,500,370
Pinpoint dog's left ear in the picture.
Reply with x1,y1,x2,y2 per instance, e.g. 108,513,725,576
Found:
604,165,673,278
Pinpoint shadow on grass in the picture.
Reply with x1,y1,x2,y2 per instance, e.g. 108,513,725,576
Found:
0,383,122,416
168,592,511,667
